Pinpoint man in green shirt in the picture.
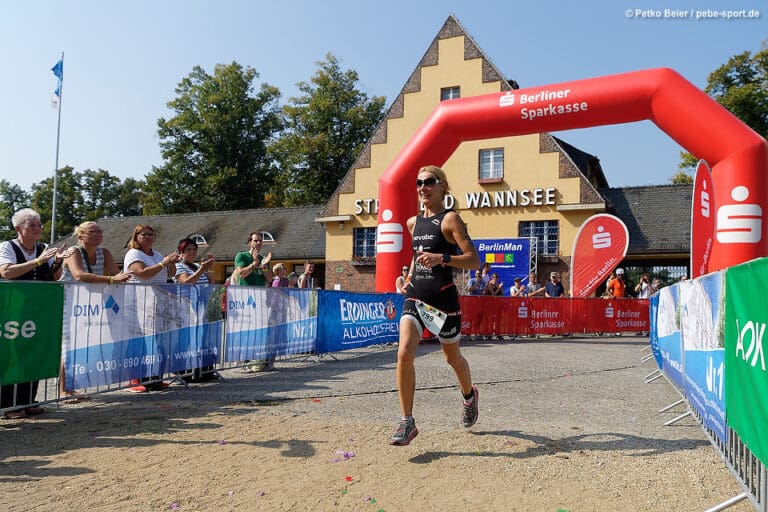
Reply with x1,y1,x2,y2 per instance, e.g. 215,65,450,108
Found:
233,231,272,286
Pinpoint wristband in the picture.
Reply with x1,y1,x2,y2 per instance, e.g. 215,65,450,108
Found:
108,276,113,285
35,257,43,266
158,261,165,269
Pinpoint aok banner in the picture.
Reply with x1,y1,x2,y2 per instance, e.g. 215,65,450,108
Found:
0,282,63,385
725,257,768,465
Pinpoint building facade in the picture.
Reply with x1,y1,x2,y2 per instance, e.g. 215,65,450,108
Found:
317,15,641,293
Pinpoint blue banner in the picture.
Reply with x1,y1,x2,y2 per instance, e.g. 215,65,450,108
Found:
656,282,684,391
649,293,662,368
224,287,316,362
316,291,404,353
63,284,223,389
682,271,726,442
473,238,531,295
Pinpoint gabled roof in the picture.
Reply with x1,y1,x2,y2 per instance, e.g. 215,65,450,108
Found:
320,14,609,218
60,206,326,262
601,185,692,255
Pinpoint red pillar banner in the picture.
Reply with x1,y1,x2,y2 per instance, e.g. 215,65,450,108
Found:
691,160,715,279
376,68,767,292
570,214,629,298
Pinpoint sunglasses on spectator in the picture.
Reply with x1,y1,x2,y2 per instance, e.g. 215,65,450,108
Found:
416,177,441,187
139,232,155,238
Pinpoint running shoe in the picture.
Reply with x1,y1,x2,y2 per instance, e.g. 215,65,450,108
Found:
462,386,479,428
389,417,419,446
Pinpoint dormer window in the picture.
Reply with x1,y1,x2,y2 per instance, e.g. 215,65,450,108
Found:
189,234,209,246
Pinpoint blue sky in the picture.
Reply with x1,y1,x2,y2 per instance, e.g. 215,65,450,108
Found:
1,0,765,193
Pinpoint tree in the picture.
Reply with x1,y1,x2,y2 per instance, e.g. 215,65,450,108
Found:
270,54,386,206
0,180,31,239
145,62,283,214
30,166,81,240
674,42,768,181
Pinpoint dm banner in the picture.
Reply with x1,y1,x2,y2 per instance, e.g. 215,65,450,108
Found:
62,283,222,389
225,287,316,362
316,291,403,353
725,257,768,465
0,282,63,385
681,270,726,442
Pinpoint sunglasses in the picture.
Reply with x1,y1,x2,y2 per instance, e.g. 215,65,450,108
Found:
139,232,155,238
416,177,441,188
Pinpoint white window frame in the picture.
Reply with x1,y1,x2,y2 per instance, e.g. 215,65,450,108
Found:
440,86,460,101
519,220,559,256
479,148,504,180
353,227,377,258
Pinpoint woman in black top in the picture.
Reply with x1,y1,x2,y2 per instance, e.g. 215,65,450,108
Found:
390,166,480,446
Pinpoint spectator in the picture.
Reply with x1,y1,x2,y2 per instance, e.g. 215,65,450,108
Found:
60,221,131,284
271,263,289,288
526,272,545,297
234,231,272,286
483,273,503,296
234,231,273,373
545,272,565,297
0,208,69,419
173,237,217,382
287,271,299,288
174,237,215,285
58,220,131,402
124,225,182,392
510,277,526,297
466,269,484,296
395,265,409,294
651,278,662,293
298,260,315,289
480,262,491,286
607,268,627,298
634,273,652,299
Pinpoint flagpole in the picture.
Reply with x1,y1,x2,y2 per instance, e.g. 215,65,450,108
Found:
51,51,63,244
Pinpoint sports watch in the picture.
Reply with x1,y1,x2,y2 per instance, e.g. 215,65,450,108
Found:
441,253,451,264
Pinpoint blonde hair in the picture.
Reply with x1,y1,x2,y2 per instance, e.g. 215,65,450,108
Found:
272,263,285,274
75,221,99,238
418,165,451,196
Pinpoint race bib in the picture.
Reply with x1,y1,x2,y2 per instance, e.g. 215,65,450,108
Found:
415,300,447,335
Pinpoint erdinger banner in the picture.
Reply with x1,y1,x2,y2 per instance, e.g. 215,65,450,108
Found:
570,214,629,298
316,291,404,353
691,160,715,279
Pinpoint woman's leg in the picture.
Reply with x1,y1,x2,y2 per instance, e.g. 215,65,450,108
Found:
396,315,422,417
441,340,472,396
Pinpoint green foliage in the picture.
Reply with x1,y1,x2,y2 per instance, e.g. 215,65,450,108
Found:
670,170,693,185
144,62,283,214
269,53,386,206
676,42,768,176
0,180,31,239
19,167,143,241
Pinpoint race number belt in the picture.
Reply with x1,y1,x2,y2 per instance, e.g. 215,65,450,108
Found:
414,300,447,336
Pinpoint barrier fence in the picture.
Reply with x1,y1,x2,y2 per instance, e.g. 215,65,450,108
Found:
650,257,768,511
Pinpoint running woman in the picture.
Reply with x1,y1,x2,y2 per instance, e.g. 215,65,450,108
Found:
390,165,481,446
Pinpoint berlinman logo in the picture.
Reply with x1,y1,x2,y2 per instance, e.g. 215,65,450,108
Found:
499,92,515,107
104,295,120,314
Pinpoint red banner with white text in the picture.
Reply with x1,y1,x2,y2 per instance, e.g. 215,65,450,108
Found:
691,160,715,278
570,214,629,298
460,296,649,336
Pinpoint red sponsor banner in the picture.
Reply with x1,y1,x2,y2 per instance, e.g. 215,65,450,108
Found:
691,160,715,278
459,297,649,336
570,214,629,298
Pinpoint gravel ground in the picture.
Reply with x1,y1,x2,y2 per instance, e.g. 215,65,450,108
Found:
0,335,755,512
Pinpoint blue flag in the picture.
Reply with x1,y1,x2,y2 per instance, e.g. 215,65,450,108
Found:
51,59,63,97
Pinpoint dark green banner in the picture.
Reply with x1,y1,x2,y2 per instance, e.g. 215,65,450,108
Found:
725,257,768,465
0,282,63,385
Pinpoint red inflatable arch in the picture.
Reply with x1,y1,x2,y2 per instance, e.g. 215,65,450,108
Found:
375,68,768,291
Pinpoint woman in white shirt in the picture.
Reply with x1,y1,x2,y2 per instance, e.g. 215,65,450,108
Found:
124,225,180,284
123,225,181,393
